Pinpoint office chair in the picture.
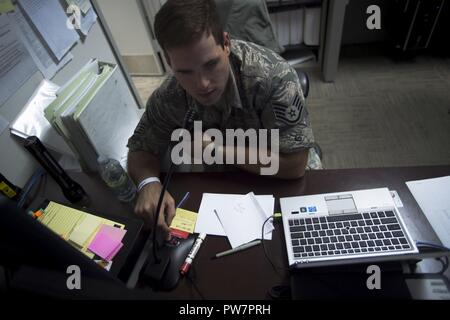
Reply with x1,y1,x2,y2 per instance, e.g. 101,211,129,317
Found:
296,69,310,99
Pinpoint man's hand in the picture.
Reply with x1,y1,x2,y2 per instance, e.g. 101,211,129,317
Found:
134,182,175,240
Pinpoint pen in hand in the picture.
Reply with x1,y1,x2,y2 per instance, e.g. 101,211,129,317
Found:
211,239,262,260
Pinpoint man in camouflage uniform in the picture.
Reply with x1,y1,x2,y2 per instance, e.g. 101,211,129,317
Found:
127,0,322,238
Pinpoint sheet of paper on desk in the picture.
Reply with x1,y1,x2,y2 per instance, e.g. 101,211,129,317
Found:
214,192,274,249
406,176,450,247
195,193,274,237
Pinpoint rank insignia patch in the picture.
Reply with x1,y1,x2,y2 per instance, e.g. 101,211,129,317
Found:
272,94,304,125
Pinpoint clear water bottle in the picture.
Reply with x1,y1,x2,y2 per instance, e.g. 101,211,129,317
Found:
98,156,136,203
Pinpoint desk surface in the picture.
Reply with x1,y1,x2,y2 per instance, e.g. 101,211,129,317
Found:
43,166,450,299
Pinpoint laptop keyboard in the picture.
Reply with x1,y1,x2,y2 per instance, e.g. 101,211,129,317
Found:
288,210,413,259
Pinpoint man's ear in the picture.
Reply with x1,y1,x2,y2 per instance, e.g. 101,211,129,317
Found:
223,32,231,56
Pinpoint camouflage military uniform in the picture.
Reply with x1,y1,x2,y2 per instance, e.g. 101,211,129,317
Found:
127,39,323,170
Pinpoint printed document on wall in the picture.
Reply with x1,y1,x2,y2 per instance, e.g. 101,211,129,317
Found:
406,176,450,247
8,4,72,79
79,6,97,36
65,0,91,14
18,0,79,61
0,14,37,107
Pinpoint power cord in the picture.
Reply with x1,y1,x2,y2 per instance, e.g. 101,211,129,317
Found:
436,256,449,274
416,241,450,252
415,241,450,274
186,267,205,300
261,215,289,275
17,169,46,209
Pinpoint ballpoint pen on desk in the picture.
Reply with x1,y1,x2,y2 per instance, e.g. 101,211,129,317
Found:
177,191,190,209
180,233,206,275
211,239,262,260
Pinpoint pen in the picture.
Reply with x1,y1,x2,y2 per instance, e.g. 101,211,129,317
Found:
211,240,262,260
177,191,190,208
180,232,206,275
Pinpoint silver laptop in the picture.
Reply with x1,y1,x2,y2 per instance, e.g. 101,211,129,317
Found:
280,188,419,269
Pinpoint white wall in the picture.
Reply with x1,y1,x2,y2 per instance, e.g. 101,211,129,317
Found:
96,0,154,56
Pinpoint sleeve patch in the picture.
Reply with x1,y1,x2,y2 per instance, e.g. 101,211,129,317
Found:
272,93,304,125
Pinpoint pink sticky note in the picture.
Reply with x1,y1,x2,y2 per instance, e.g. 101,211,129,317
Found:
88,232,121,261
106,242,123,261
97,224,127,242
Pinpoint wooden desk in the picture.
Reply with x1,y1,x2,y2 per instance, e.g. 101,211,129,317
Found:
42,166,450,299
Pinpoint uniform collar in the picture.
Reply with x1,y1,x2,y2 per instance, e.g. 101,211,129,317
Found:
228,62,243,110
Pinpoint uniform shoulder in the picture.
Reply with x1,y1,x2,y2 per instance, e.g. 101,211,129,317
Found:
147,74,185,106
230,39,288,78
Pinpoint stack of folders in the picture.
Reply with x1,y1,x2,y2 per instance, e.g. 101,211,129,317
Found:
44,59,142,172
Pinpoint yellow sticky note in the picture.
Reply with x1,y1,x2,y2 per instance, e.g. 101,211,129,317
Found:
68,215,102,247
0,0,14,13
170,208,198,234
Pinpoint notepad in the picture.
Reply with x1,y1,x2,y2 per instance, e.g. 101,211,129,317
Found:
214,192,274,249
195,193,274,237
96,224,127,242
170,208,198,234
38,201,125,259
88,232,122,261
68,215,102,248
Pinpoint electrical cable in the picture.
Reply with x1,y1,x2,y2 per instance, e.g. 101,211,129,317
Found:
416,241,450,252
17,168,46,209
186,272,205,300
415,240,450,274
261,215,289,275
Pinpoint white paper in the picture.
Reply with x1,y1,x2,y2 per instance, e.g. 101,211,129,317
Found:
0,14,37,107
18,0,79,61
8,5,73,79
196,193,274,237
74,64,141,170
79,6,96,36
10,79,75,156
0,114,9,135
66,0,91,14
406,176,450,247
390,190,404,208
214,192,274,249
